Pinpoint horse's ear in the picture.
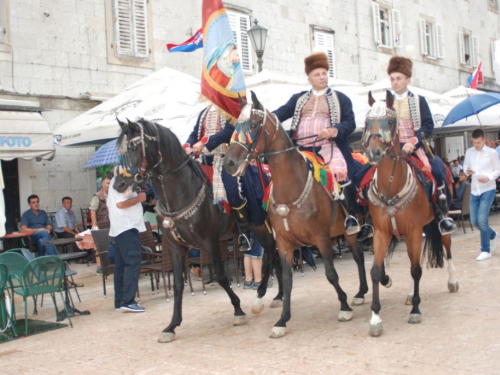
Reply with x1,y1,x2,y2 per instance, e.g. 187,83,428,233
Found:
385,90,395,110
127,118,140,131
117,117,127,129
368,91,375,107
251,91,261,109
238,94,247,109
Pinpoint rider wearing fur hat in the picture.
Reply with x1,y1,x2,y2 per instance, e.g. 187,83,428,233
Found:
273,51,361,235
387,56,456,235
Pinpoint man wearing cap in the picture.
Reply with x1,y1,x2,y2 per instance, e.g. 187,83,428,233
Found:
387,56,456,234
272,51,361,235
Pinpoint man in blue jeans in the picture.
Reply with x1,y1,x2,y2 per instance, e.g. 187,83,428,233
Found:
108,177,146,312
20,195,56,256
464,129,500,261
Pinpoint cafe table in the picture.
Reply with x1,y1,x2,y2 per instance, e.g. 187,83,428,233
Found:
0,231,34,253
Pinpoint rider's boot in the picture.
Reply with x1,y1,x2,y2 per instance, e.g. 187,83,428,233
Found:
232,199,254,251
357,204,374,242
434,184,457,235
339,181,361,236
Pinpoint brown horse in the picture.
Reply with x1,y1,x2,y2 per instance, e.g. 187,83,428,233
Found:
363,91,459,337
223,92,368,338
112,117,282,343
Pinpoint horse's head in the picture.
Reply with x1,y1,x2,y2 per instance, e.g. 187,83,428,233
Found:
363,90,398,165
223,91,271,176
113,117,161,193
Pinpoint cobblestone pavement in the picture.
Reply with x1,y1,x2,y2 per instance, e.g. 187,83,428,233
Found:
1,215,500,375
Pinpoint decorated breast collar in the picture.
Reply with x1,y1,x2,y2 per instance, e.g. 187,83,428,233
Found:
290,88,341,131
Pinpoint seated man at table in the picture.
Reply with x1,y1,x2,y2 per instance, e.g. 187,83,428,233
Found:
54,196,80,239
20,194,57,256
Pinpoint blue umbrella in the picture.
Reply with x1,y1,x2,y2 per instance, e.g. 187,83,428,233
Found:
83,139,119,169
442,92,500,126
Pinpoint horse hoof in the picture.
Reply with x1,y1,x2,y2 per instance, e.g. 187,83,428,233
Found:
405,295,413,305
338,310,353,322
369,323,383,337
352,297,364,306
408,314,422,324
383,276,392,288
158,332,175,343
233,315,247,326
269,326,286,338
448,281,459,293
251,298,265,314
270,299,283,308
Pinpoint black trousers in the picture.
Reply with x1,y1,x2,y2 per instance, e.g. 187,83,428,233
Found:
114,229,141,308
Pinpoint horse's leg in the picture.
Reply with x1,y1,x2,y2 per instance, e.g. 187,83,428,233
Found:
208,240,247,326
442,234,459,292
252,228,282,313
369,230,391,337
270,248,284,308
270,238,294,339
319,236,353,321
158,245,186,343
344,234,368,305
406,232,423,324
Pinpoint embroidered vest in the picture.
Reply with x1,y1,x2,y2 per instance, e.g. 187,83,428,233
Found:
290,89,341,132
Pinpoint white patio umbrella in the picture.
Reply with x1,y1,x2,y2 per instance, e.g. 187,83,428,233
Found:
53,67,208,147
442,85,485,99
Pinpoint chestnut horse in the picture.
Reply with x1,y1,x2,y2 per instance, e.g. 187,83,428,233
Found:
363,91,459,337
223,92,369,338
112,117,282,343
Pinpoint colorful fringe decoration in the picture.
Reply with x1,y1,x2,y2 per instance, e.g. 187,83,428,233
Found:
230,126,256,144
262,183,272,211
301,151,334,192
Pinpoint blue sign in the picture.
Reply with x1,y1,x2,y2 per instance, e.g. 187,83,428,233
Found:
0,136,32,147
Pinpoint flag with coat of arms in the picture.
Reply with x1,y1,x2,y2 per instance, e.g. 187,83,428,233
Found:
200,0,246,123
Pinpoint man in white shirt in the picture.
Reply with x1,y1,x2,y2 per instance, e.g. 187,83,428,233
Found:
108,177,147,311
464,128,500,261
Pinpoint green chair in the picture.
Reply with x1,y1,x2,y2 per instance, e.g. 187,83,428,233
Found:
14,256,73,335
0,264,17,336
0,252,30,322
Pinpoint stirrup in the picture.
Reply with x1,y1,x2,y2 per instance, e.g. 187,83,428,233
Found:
238,233,253,251
437,217,456,235
345,215,361,236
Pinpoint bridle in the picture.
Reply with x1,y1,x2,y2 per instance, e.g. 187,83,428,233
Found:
118,122,163,183
363,107,399,161
230,104,295,166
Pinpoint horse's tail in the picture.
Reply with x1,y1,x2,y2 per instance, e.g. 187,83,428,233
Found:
422,220,445,268
386,235,399,261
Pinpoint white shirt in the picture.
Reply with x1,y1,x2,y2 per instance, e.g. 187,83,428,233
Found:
312,87,328,96
463,145,500,196
107,177,146,237
394,91,408,100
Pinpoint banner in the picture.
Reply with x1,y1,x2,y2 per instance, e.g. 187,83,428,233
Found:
201,0,246,123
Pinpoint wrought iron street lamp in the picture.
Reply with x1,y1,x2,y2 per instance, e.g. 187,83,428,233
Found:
247,19,268,72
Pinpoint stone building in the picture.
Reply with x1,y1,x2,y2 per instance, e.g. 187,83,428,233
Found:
0,0,498,231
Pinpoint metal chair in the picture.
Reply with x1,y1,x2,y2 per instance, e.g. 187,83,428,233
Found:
14,256,73,335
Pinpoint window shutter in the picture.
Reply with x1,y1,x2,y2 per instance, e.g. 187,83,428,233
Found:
114,0,134,56
419,19,428,56
227,11,252,74
133,0,149,58
472,36,479,67
314,30,336,78
391,9,402,48
372,2,381,46
458,31,465,65
435,24,444,59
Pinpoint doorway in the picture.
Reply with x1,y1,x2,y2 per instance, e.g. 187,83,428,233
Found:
2,159,20,233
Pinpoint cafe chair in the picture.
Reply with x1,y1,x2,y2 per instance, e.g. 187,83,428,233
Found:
448,184,473,235
0,264,17,336
91,229,114,298
80,208,91,230
0,252,30,322
14,256,73,335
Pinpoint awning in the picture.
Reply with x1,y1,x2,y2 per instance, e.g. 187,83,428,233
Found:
0,110,55,160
